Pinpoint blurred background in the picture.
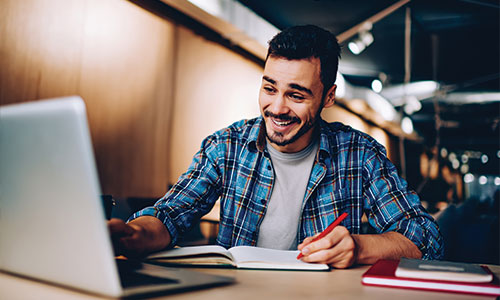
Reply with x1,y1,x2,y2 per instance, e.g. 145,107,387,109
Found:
1,0,498,263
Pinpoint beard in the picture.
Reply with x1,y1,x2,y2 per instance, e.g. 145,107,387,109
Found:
264,108,321,147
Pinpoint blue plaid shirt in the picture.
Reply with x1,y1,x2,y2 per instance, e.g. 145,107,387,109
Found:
130,116,444,259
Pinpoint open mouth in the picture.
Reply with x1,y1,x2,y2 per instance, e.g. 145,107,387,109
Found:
272,118,295,127
265,111,300,130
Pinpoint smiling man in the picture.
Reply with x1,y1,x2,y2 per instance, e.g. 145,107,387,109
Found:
109,25,444,268
260,56,333,152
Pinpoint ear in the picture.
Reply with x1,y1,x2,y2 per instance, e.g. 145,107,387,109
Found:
322,84,336,108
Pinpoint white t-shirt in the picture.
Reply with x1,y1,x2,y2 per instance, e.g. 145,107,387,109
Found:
256,140,319,250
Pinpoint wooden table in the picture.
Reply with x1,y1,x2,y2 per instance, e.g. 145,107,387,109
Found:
1,264,498,299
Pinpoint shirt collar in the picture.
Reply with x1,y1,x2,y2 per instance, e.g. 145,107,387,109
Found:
318,119,334,161
246,116,266,152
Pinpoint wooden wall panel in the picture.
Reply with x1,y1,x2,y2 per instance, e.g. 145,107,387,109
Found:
168,25,262,182
322,105,393,160
77,0,176,198
0,0,86,103
322,106,369,137
0,0,399,199
0,0,176,198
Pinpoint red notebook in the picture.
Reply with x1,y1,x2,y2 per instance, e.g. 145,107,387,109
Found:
361,259,500,296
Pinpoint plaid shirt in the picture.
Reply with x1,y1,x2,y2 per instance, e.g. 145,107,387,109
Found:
130,116,444,259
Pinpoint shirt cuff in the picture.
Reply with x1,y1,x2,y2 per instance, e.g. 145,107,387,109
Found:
387,217,444,260
127,206,179,247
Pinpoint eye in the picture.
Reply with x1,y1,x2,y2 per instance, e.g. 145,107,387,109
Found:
289,93,305,100
263,86,276,94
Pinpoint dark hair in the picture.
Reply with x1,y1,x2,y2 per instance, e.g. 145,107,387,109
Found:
267,25,341,95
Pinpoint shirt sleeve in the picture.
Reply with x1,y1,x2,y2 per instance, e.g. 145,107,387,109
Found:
128,134,223,246
362,145,444,260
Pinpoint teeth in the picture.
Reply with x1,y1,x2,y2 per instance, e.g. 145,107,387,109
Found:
273,119,292,126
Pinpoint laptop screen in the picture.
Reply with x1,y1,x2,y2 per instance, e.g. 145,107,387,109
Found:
0,97,127,296
0,97,233,297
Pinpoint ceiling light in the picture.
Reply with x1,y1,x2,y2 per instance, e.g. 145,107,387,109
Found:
401,117,413,134
348,40,363,55
440,148,448,158
364,92,397,121
448,152,457,162
403,95,422,115
495,177,500,186
371,79,383,93
348,31,374,55
380,81,439,106
479,176,488,185
441,92,500,104
464,173,474,183
481,154,489,164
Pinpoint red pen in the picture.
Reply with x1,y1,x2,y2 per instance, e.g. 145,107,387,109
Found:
297,212,349,259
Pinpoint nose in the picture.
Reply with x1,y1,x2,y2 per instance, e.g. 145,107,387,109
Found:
268,93,289,115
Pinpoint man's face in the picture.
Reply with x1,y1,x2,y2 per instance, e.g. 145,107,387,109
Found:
259,56,335,153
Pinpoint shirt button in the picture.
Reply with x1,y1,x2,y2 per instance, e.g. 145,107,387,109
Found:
260,199,266,205
267,165,271,170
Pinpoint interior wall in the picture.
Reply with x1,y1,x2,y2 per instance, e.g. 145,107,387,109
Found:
322,105,395,162
169,25,262,182
0,0,400,200
1,0,176,198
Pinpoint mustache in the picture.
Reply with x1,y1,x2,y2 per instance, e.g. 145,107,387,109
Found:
264,111,300,123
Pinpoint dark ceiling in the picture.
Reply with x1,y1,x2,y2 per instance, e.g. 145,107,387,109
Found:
237,0,499,175
237,0,498,90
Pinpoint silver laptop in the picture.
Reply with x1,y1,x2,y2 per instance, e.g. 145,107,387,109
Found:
0,96,233,298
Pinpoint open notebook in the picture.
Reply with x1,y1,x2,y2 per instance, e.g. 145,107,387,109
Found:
147,245,329,271
0,97,234,298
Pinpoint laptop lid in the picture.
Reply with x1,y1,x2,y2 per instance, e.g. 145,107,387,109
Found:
0,97,232,297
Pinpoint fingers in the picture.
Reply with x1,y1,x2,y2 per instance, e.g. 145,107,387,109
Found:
108,218,140,257
299,226,346,255
298,226,356,269
302,238,355,268
297,233,320,250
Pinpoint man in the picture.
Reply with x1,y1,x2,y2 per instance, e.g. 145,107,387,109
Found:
109,25,444,269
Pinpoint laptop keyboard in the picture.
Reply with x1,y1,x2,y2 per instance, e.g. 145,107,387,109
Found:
116,259,179,288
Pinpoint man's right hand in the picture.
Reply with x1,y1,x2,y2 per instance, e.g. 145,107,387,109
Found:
107,216,171,258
